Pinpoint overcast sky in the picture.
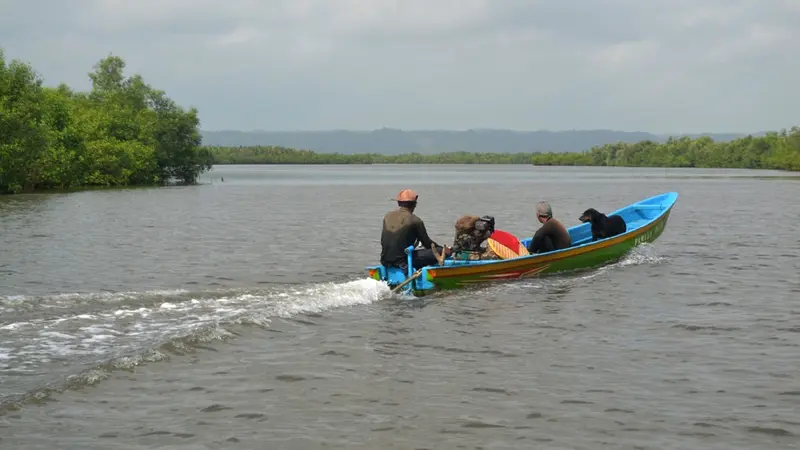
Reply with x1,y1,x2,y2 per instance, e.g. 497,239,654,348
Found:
1,0,798,133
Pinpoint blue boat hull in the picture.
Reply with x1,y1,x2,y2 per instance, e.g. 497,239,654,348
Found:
368,192,678,295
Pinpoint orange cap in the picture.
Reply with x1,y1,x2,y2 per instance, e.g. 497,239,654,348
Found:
393,189,418,202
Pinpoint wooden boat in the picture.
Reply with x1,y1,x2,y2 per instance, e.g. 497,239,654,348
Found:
366,191,678,296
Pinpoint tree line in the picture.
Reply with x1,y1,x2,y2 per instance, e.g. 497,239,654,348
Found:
529,129,800,171
207,146,536,164
1,48,212,194
4,46,797,196
208,128,800,171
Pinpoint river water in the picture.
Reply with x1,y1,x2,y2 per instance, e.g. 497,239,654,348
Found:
1,164,798,449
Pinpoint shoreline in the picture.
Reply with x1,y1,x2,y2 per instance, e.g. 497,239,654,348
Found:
206,128,800,171
4,164,798,196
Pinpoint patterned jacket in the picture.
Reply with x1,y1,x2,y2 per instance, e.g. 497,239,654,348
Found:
452,215,498,260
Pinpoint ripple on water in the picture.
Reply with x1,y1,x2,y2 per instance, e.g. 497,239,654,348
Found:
2,169,800,449
0,279,392,413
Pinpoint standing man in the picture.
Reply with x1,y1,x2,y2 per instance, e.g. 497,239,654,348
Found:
528,201,572,254
380,189,449,270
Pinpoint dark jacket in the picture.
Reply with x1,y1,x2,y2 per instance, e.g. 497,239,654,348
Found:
529,218,572,253
380,207,435,267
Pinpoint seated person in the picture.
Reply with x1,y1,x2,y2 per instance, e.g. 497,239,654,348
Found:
451,215,498,260
380,188,450,270
528,201,572,254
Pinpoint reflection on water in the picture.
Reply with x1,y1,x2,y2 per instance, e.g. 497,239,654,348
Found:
1,164,798,449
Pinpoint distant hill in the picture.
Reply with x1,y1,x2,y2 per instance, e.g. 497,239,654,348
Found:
200,128,760,154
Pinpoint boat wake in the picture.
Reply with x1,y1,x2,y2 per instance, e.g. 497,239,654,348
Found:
0,278,391,414
616,242,665,267
0,246,665,413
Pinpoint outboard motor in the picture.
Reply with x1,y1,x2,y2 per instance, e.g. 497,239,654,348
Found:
453,215,496,252
475,215,495,237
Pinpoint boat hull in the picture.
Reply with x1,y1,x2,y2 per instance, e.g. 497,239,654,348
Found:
367,191,677,296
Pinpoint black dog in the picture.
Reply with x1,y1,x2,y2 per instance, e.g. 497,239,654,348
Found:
578,208,627,241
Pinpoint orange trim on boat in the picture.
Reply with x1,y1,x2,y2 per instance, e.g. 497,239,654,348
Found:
434,212,669,278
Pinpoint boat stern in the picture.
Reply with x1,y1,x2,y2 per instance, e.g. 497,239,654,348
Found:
366,265,410,286
365,245,443,295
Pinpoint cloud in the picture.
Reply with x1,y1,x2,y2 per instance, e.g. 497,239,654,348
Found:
0,0,797,133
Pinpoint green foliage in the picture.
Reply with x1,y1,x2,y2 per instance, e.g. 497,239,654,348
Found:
529,130,800,171
208,131,799,171
208,146,538,165
0,48,211,194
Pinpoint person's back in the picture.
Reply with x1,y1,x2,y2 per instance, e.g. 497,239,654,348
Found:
380,207,432,266
380,189,448,269
528,201,572,254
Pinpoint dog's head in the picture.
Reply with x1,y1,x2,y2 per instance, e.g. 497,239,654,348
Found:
578,208,603,223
